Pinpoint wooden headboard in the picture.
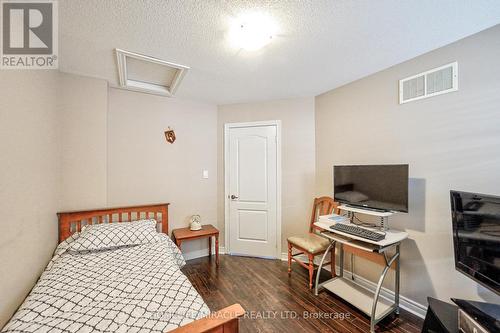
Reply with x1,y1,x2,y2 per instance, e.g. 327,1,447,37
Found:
57,203,169,243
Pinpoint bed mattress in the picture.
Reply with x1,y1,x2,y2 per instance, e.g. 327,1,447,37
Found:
2,233,210,332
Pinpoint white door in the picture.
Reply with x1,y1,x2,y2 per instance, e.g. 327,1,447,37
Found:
225,122,280,258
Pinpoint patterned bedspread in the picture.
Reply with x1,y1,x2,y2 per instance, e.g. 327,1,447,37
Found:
2,234,210,332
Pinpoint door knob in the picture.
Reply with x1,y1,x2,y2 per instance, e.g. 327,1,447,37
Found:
230,195,239,200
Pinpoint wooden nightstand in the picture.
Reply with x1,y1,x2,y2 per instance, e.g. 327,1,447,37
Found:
172,224,219,266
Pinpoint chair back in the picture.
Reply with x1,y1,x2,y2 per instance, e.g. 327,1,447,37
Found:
309,197,339,232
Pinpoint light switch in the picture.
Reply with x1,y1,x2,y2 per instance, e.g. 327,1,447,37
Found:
202,170,209,179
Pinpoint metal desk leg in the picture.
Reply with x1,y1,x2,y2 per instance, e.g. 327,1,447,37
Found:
370,251,400,333
314,240,335,296
395,244,400,315
351,253,355,280
339,243,344,277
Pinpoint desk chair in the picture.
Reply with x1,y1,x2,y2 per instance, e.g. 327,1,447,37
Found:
287,197,339,289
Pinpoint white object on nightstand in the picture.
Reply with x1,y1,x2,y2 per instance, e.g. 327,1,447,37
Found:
189,215,202,231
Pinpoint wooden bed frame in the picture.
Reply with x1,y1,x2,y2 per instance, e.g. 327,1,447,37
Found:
57,203,244,333
57,203,170,243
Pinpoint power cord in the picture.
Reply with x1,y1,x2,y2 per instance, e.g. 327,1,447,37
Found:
352,214,377,228
350,213,387,236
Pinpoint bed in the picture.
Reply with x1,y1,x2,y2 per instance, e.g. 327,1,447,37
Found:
2,203,243,333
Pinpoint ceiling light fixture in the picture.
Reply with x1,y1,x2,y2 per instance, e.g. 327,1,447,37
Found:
228,12,277,51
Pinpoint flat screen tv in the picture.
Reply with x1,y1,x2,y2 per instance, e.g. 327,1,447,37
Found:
333,164,408,212
450,190,500,295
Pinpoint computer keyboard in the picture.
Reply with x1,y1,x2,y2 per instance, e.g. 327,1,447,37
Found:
329,223,385,242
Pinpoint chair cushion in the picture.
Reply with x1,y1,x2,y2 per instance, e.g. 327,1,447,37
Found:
287,233,330,254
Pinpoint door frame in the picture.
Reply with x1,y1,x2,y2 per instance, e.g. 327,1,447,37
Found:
224,120,282,259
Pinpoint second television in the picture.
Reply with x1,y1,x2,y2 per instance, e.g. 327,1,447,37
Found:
334,164,409,212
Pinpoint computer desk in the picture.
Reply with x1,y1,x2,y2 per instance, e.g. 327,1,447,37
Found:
314,214,408,333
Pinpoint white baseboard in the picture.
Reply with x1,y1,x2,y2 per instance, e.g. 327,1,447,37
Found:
183,246,226,261
281,252,427,319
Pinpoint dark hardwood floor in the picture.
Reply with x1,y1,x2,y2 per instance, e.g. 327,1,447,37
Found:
182,255,423,333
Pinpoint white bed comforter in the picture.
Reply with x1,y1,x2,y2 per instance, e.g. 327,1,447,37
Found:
2,234,210,332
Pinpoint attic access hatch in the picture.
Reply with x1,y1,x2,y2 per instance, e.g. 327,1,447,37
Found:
115,49,189,97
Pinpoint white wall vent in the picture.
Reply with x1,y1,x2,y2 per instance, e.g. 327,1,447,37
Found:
115,49,189,97
399,62,458,104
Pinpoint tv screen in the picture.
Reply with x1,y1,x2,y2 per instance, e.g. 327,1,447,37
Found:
333,164,408,212
450,190,500,295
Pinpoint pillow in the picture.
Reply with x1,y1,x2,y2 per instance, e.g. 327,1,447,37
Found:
336,191,369,203
68,219,158,252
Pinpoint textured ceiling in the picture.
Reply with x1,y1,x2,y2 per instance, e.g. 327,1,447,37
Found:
59,0,500,104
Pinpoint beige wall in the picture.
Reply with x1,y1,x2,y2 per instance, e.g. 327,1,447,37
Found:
106,88,218,256
58,73,108,210
315,25,500,306
0,72,109,328
217,98,316,251
0,72,60,327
